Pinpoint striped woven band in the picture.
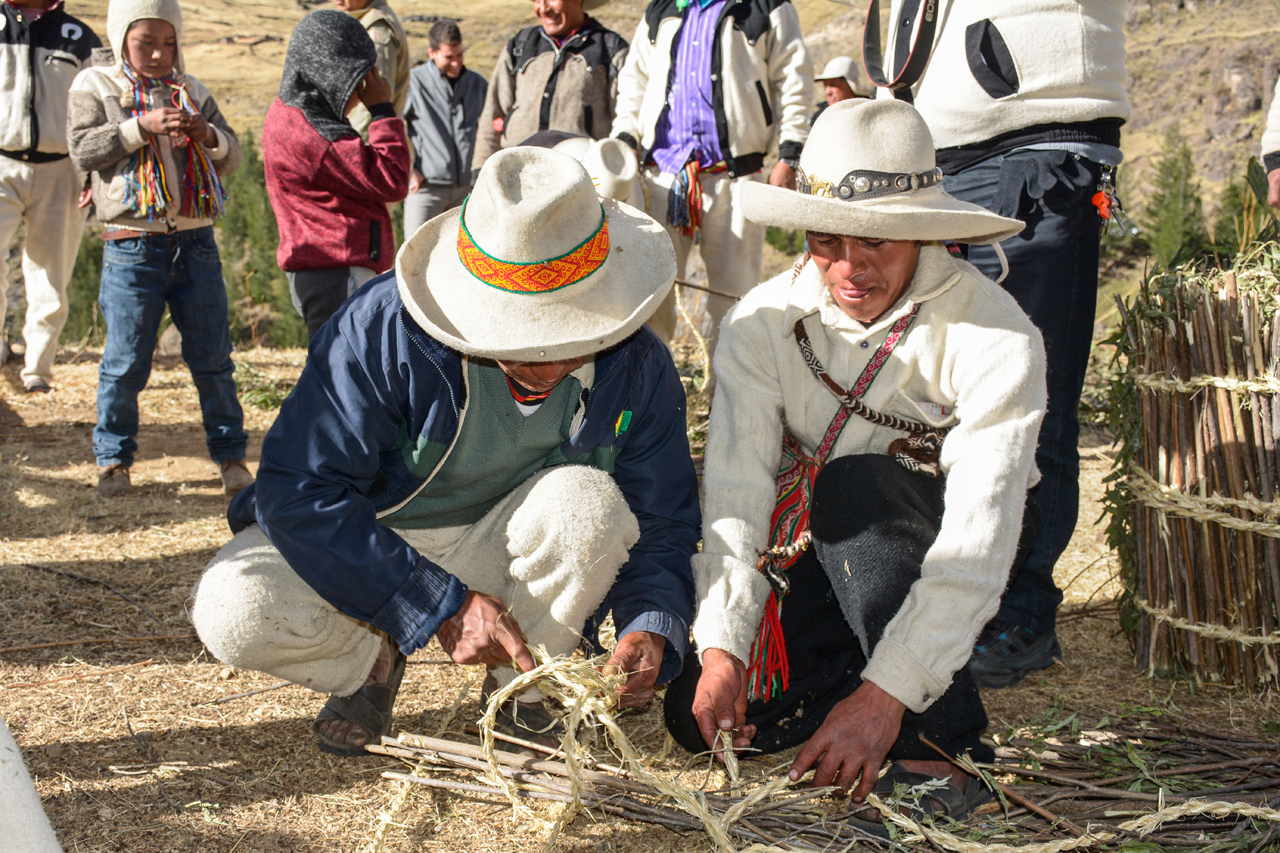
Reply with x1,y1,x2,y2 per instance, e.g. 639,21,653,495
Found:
457,199,610,294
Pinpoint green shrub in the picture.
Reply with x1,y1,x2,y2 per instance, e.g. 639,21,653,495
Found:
218,133,306,349
1140,126,1209,270
765,225,804,256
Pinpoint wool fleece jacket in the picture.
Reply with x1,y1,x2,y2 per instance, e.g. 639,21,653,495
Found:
472,18,628,170
694,246,1046,713
611,0,812,176
263,99,409,272
68,50,240,232
227,274,701,681
0,0,100,157
876,0,1129,168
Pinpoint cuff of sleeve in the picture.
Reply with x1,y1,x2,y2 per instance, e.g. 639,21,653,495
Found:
778,140,803,162
861,637,950,715
119,117,147,153
205,126,230,161
368,102,396,121
617,611,688,684
689,554,767,667
1265,152,1280,173
372,556,469,655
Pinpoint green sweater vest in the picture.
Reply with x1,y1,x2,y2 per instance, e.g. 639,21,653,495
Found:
383,360,581,529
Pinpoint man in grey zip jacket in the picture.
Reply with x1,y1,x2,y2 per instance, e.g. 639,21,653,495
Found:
403,21,487,236
0,0,99,392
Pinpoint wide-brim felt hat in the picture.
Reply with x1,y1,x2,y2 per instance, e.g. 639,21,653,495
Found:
741,99,1024,245
397,147,676,361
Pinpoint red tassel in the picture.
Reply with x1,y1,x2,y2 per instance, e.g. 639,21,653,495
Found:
747,590,790,701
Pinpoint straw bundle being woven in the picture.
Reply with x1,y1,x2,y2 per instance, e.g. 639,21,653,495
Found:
1106,244,1280,687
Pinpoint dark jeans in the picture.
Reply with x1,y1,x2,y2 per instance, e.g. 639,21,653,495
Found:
94,227,247,468
665,455,1036,764
944,149,1104,634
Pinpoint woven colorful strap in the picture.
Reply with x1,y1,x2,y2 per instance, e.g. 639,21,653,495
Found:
746,307,920,702
458,199,610,294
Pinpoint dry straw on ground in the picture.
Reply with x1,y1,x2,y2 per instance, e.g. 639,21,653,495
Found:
4,347,1280,852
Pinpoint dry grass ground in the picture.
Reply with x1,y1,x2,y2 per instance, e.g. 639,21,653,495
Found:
3,347,1279,852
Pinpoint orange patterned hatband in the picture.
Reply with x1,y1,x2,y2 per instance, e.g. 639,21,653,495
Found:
457,200,610,294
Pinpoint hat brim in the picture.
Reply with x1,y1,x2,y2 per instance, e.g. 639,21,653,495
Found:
397,198,676,360
740,182,1025,245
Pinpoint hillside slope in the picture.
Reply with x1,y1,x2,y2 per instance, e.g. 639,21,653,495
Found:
63,0,1277,207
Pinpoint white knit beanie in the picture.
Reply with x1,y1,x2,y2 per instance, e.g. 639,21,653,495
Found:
107,0,185,78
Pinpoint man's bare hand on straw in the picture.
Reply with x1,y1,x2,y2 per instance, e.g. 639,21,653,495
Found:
437,590,536,672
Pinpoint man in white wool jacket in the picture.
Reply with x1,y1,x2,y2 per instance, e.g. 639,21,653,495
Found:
867,0,1130,687
664,100,1046,835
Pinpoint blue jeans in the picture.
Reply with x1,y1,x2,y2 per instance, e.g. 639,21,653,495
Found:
94,226,247,468
944,149,1104,634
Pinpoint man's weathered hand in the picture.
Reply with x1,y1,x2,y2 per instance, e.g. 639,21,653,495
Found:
436,590,536,672
788,680,906,799
1268,168,1280,209
602,630,665,708
692,648,755,757
769,160,797,190
409,168,425,195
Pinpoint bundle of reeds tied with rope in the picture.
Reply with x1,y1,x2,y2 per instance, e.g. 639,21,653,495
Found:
1106,244,1280,686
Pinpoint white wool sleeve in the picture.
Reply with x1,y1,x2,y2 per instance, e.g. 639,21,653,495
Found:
610,17,652,146
690,292,787,664
861,299,1047,714
1264,75,1280,163
766,1,813,148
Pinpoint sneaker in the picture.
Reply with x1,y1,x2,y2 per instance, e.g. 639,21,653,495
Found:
97,465,132,496
968,619,1061,689
219,459,254,495
23,377,52,394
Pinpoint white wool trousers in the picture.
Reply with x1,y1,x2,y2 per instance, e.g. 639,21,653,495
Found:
640,167,765,347
0,156,89,386
1,716,64,853
191,466,640,698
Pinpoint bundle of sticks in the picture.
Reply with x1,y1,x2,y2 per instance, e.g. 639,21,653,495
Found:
372,721,1280,853
1112,254,1280,687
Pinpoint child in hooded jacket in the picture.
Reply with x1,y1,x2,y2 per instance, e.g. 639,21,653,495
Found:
67,0,251,497
263,9,410,342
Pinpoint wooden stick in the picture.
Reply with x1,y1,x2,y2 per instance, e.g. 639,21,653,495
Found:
920,736,1085,836
0,634,195,655
19,563,164,627
197,681,293,706
3,659,157,689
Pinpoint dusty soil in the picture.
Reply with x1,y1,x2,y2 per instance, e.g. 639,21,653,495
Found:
2,347,1278,852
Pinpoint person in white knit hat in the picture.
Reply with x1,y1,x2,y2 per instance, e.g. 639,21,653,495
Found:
191,146,700,757
811,55,868,125
664,98,1045,833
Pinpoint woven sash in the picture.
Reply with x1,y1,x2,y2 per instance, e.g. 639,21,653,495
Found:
745,306,920,701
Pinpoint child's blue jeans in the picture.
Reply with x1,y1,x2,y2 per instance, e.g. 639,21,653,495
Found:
94,226,247,468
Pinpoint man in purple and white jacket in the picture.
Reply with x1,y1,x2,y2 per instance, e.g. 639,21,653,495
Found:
611,0,811,345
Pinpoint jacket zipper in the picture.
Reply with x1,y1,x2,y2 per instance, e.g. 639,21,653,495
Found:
25,11,39,151
375,355,472,518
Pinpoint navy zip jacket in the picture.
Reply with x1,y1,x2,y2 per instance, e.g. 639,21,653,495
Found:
228,273,700,682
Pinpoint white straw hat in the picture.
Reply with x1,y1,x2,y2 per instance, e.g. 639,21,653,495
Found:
396,147,676,360
741,99,1024,245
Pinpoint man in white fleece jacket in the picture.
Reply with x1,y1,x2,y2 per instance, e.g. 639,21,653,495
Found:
868,0,1131,687
664,100,1045,834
